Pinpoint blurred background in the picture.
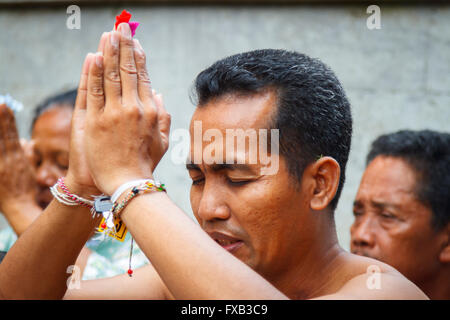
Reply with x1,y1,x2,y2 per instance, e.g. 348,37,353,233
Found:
0,1,449,250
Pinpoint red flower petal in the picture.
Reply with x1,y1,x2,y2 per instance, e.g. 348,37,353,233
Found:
115,9,132,30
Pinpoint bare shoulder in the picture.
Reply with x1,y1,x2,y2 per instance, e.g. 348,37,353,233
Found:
316,253,429,300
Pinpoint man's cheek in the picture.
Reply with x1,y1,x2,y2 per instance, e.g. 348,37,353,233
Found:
377,234,404,262
237,241,258,269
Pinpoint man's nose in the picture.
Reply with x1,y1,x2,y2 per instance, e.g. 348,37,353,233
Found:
35,161,58,187
351,216,376,249
196,184,231,223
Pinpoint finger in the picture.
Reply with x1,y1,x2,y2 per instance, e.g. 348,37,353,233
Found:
0,104,20,152
133,39,152,103
86,51,105,117
19,138,27,151
154,91,167,117
118,23,138,104
154,92,163,110
74,53,94,113
97,32,108,54
155,93,171,139
152,89,163,119
151,89,163,115
0,105,9,156
103,31,121,105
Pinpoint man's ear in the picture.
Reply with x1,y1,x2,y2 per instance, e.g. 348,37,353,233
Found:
438,223,450,264
306,156,341,211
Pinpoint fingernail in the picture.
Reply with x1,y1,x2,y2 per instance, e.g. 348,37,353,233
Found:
86,52,96,69
110,32,119,49
95,52,103,68
119,23,131,38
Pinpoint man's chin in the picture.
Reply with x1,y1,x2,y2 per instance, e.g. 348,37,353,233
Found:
36,196,52,209
232,247,254,269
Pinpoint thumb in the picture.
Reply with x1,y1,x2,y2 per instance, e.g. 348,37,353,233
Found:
71,53,93,150
74,53,93,114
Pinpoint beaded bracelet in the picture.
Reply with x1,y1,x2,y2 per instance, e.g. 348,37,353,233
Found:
112,180,166,218
110,180,166,277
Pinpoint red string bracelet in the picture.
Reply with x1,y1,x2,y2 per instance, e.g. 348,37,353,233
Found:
57,177,94,209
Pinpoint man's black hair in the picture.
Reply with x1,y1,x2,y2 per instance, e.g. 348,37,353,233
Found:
367,130,450,230
0,251,6,264
31,88,77,132
193,49,352,210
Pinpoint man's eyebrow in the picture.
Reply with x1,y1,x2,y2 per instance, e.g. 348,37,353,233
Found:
370,200,400,211
353,200,363,208
210,163,253,172
185,163,254,172
353,199,402,212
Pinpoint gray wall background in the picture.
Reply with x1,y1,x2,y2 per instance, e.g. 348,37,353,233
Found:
0,4,449,251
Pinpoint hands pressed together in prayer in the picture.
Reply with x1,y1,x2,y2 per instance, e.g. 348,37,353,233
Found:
66,22,171,198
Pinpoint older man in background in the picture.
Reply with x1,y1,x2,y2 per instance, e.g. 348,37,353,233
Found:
351,130,450,299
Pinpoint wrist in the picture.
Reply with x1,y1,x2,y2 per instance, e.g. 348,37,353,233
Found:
1,197,41,218
103,173,154,196
64,174,101,199
0,198,42,235
120,190,168,221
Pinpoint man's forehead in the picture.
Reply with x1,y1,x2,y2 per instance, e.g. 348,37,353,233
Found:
190,91,277,132
357,156,419,205
362,156,417,189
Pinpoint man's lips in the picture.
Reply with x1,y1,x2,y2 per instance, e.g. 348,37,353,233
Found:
208,231,244,253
